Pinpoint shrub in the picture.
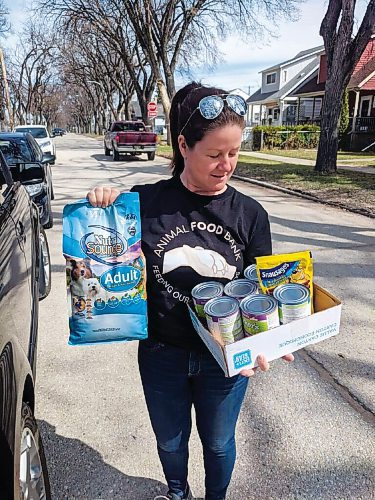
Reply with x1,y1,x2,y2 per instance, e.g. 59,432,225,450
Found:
252,124,320,150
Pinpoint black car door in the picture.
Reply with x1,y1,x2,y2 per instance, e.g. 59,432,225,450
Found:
0,184,33,356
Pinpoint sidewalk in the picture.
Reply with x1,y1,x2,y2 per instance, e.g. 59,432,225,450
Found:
240,150,375,174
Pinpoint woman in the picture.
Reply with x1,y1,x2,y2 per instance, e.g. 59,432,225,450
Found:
87,82,293,500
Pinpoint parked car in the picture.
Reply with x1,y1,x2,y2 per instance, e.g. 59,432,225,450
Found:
104,121,157,161
0,150,51,499
52,127,66,137
14,125,56,164
0,132,55,229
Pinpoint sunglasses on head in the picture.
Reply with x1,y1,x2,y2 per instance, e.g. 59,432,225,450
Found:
179,94,247,135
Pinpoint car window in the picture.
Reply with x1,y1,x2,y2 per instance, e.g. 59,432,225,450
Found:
28,137,43,161
15,127,48,139
112,123,145,132
0,139,34,164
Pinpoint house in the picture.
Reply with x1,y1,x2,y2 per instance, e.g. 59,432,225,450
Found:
247,45,325,126
290,35,375,150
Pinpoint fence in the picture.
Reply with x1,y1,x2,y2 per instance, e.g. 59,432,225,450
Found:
241,127,253,151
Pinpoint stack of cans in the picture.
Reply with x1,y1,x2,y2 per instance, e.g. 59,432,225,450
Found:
191,265,311,346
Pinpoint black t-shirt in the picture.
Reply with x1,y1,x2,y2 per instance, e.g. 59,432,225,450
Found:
131,176,272,351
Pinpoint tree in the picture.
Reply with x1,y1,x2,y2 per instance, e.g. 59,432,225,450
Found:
39,0,300,141
0,0,10,36
119,0,300,142
315,0,375,174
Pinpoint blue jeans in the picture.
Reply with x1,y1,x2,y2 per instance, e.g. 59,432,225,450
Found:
138,339,249,500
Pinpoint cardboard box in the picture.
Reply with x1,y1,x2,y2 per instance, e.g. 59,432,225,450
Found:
188,284,342,377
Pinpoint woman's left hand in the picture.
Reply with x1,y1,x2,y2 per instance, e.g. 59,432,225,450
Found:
239,353,294,377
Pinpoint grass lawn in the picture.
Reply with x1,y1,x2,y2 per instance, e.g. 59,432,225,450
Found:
258,148,375,165
157,145,374,216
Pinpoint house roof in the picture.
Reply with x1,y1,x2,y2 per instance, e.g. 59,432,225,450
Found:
290,69,325,97
290,54,375,96
247,89,275,104
349,56,375,88
247,59,320,104
262,45,324,73
272,60,320,99
229,88,250,100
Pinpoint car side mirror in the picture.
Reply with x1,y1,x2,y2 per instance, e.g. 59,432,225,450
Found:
42,153,55,164
10,163,45,184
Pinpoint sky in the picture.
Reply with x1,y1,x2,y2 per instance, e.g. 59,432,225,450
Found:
176,0,369,95
4,0,369,97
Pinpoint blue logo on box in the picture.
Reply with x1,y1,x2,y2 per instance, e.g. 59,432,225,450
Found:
233,350,252,369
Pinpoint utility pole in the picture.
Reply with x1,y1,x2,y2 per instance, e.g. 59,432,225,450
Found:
0,48,13,130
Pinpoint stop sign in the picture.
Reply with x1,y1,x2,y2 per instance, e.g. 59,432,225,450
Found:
147,101,157,112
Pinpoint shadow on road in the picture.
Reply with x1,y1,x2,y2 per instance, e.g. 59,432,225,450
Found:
91,153,151,163
39,420,166,499
270,214,375,250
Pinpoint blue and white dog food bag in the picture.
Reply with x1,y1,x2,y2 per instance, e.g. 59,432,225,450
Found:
63,192,147,345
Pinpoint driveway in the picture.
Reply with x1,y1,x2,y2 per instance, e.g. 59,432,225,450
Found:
36,134,374,499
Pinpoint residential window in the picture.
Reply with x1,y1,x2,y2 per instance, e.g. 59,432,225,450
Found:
266,72,276,84
283,70,287,82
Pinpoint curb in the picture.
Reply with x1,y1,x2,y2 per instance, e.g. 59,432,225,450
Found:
231,175,374,219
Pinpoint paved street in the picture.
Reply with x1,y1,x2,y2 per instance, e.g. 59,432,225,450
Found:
36,133,375,500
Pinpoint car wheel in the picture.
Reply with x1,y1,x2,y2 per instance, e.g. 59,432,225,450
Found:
147,151,156,161
104,143,111,156
39,227,51,300
18,402,51,500
112,146,120,161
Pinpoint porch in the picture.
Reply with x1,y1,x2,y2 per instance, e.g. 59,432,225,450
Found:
351,116,375,133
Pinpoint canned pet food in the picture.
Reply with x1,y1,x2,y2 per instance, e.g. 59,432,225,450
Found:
224,279,258,301
273,283,310,324
191,281,224,318
243,264,261,290
240,295,279,336
204,296,244,345
244,264,257,282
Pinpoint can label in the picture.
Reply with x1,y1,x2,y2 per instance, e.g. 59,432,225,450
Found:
191,282,224,318
242,309,279,336
279,301,310,324
193,298,209,318
206,310,244,344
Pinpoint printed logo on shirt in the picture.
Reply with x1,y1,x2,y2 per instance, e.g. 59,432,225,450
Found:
151,220,243,304
163,245,236,279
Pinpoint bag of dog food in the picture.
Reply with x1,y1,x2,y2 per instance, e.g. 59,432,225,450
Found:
63,192,147,345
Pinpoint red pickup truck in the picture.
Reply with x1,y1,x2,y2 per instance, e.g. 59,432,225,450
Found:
104,121,157,161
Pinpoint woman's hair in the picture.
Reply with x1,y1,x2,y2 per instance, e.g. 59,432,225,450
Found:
169,82,246,176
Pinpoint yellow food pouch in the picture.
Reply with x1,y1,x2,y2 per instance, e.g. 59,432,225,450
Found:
255,251,313,310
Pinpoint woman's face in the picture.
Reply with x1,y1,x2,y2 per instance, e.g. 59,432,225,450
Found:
178,124,243,195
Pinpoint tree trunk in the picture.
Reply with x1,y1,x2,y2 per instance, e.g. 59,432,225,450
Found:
157,79,171,144
315,77,345,174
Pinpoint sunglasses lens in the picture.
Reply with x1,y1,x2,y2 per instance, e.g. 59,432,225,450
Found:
199,96,224,119
226,95,247,116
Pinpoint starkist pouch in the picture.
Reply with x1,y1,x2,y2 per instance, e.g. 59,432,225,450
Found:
255,250,313,310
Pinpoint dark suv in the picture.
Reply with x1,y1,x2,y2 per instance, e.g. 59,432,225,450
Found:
0,151,51,498
0,132,55,229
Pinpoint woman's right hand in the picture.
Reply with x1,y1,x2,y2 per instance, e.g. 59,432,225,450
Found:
87,186,121,208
